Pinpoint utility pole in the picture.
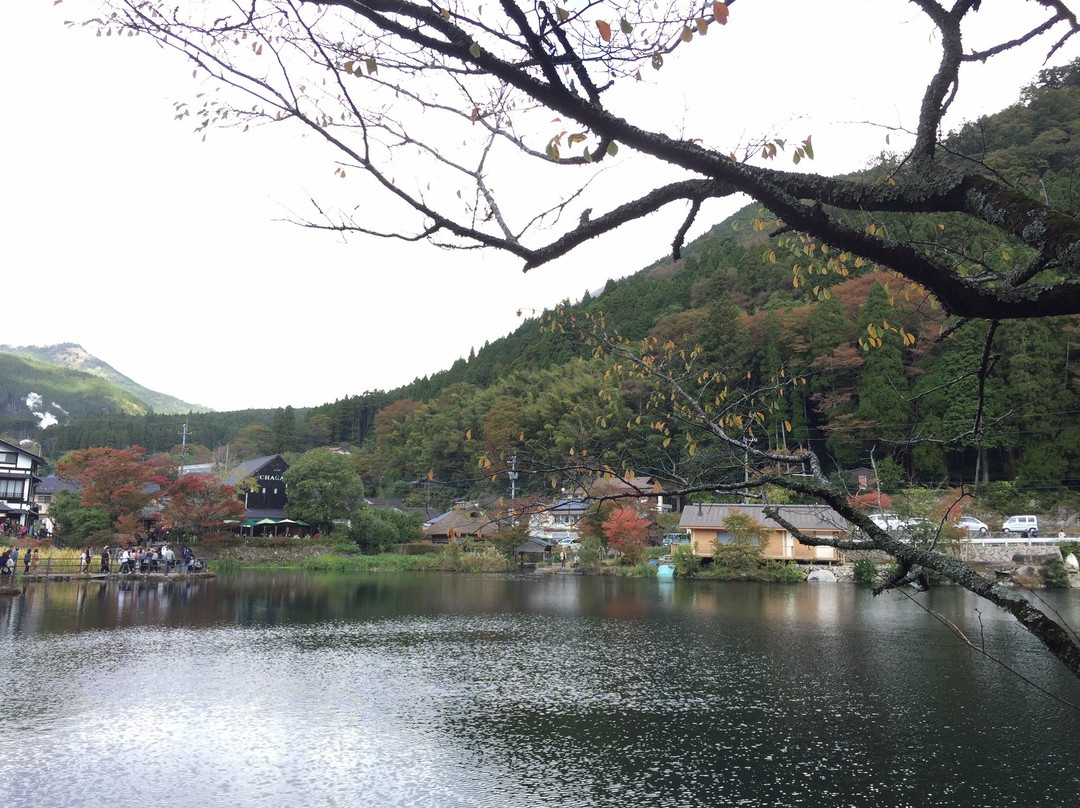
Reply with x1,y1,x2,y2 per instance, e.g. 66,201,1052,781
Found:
179,420,191,476
509,454,518,501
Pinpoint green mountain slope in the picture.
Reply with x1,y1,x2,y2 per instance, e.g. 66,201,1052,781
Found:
0,352,151,439
0,343,211,417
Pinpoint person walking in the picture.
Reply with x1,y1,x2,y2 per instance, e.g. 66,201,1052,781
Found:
100,546,110,574
29,549,39,572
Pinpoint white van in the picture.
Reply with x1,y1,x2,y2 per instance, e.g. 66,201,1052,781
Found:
1002,515,1039,537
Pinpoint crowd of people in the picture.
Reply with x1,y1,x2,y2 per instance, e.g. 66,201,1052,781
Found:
1,520,48,539
1,547,40,577
78,544,204,575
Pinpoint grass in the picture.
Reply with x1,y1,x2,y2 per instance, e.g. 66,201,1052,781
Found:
293,544,515,574
301,553,442,573
209,558,242,574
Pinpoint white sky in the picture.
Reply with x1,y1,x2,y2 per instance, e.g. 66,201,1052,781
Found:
3,0,1078,412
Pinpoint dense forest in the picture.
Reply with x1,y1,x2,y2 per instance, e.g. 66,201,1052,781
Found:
22,60,1080,510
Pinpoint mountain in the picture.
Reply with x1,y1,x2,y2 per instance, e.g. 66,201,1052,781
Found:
0,343,211,436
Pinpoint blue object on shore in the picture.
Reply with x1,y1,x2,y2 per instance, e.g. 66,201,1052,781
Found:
656,564,675,578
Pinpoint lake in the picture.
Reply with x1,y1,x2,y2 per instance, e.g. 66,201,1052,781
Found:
1,571,1078,807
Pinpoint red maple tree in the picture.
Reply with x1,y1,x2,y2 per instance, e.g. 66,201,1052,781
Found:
56,446,170,528
602,506,650,563
159,475,245,541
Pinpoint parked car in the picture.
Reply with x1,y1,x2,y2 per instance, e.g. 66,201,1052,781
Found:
1002,515,1039,537
558,538,582,552
662,532,691,546
959,516,989,535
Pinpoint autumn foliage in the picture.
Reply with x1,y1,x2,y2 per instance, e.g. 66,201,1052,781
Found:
602,506,650,564
56,446,169,528
159,475,245,540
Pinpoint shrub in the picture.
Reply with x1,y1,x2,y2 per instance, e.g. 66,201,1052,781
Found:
671,545,701,577
853,557,878,583
764,561,806,583
403,541,441,555
1041,556,1070,588
1059,540,1080,561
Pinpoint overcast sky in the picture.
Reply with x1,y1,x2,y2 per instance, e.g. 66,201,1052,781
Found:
3,1,1078,413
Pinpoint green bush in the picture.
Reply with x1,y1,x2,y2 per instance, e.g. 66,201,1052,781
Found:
403,541,441,555
763,561,806,583
671,545,701,577
1041,556,1070,588
1058,540,1080,560
626,562,658,578
853,557,878,583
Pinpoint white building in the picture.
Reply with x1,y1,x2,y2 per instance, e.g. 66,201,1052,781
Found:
0,438,43,532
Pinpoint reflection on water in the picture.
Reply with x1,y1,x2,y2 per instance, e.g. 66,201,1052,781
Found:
1,571,1078,807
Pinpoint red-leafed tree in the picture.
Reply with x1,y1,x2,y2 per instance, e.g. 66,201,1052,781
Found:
602,506,650,564
56,446,171,528
158,474,246,541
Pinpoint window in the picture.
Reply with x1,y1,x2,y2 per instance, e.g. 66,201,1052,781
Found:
0,452,16,466
0,479,24,499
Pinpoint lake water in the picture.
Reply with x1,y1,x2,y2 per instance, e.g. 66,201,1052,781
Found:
1,571,1079,807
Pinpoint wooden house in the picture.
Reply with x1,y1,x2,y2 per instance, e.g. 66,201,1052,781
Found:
0,438,43,532
679,503,847,563
221,455,290,521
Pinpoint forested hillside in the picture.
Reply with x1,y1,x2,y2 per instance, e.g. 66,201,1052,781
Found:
0,343,210,416
0,353,152,439
31,60,1080,508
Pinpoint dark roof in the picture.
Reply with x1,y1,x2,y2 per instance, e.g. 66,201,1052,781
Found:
221,455,287,485
0,438,43,464
35,474,81,495
679,503,846,532
515,538,553,554
550,498,588,514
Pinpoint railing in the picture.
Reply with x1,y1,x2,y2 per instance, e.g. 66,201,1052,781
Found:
965,535,1065,546
1,557,204,577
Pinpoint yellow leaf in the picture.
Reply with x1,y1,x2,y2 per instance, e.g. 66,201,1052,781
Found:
466,429,472,440
680,25,692,42
784,420,792,432
556,6,569,21
596,19,612,42
696,17,708,35
428,469,434,481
